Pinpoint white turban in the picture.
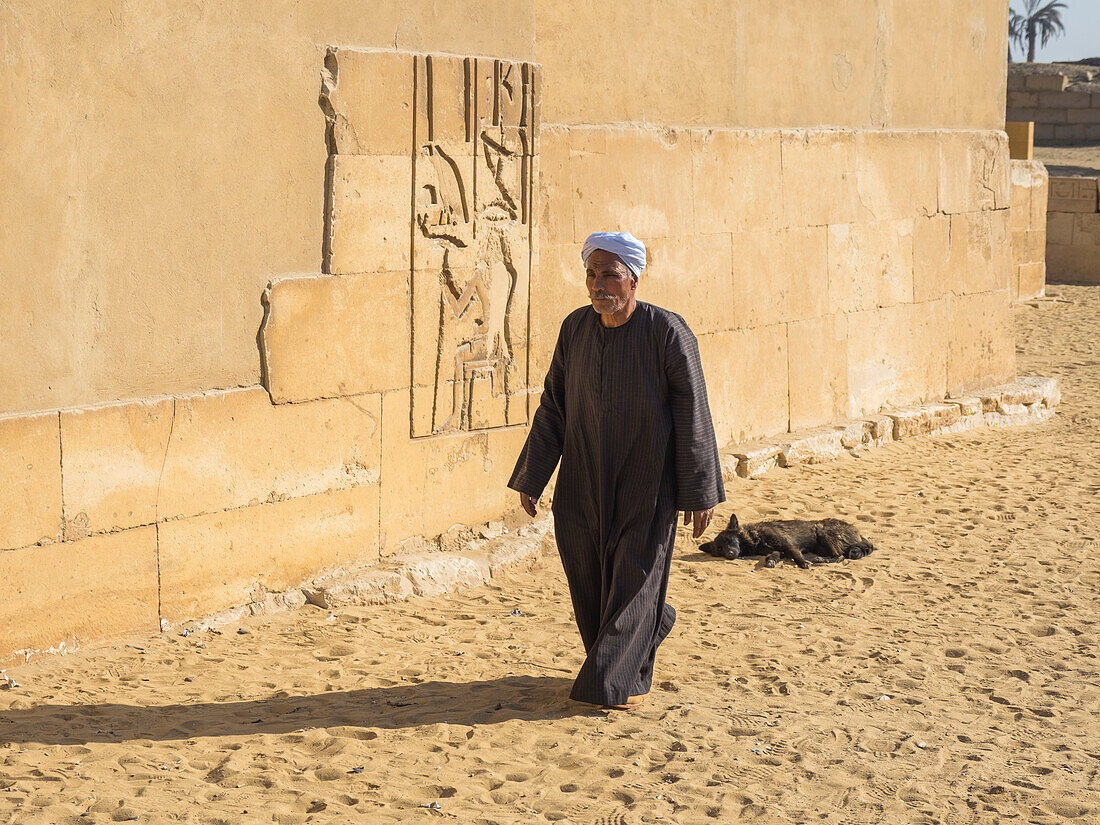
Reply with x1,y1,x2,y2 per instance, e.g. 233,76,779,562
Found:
581,231,647,278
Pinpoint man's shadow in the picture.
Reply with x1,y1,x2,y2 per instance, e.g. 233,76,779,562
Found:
0,676,586,745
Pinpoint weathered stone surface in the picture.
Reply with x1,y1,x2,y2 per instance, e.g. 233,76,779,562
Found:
539,127,574,245
0,527,158,655
326,154,412,275
984,406,1055,428
643,234,735,335
887,402,961,439
1011,229,1046,268
692,129,783,234
948,211,1000,295
990,209,1014,294
60,398,174,536
912,214,951,303
781,130,868,227
1018,376,1061,408
1047,243,1100,284
320,49,414,156
1024,74,1067,92
1017,263,1047,302
846,300,948,417
837,420,870,449
989,378,1058,410
880,2,1007,130
399,553,487,597
731,227,828,328
0,411,62,551
261,272,410,403
937,131,1009,214
728,442,782,479
946,396,982,416
788,315,848,430
778,427,848,467
301,516,551,609
157,388,380,522
1011,160,1048,220
863,414,895,447
569,128,694,241
698,325,789,446
827,219,914,312
1046,211,1074,246
855,131,938,221
304,570,414,609
1048,176,1098,213
378,390,529,551
947,291,1016,396
488,525,553,578
1074,213,1100,247
159,485,380,623
536,1,1006,130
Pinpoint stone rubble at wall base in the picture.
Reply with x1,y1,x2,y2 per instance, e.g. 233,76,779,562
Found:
160,517,556,633
722,377,1059,480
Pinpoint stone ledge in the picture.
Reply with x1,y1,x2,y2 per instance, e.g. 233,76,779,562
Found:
720,377,1059,480
161,516,555,633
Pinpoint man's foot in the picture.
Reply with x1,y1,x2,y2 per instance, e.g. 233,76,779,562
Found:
606,693,648,710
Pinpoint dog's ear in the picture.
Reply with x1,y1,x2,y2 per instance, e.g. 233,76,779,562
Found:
728,513,740,531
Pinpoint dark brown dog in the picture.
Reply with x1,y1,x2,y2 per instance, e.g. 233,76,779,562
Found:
699,514,875,569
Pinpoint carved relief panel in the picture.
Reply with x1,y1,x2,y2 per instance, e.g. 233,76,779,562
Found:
411,54,539,437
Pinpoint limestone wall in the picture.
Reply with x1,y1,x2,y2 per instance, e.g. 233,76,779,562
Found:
1,1,1015,659
1006,68,1100,142
3,0,1007,417
1010,161,1049,301
1046,176,1100,284
537,126,1014,445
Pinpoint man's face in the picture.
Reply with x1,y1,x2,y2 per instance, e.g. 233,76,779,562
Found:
586,249,637,315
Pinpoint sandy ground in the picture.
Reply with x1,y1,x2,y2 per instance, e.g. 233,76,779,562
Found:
2,287,1099,825
1034,144,1100,177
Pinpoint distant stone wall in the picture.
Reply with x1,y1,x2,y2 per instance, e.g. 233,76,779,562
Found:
1047,176,1100,284
1010,161,1048,301
1006,70,1100,142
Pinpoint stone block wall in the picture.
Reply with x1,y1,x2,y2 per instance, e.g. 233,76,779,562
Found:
0,0,1017,661
1006,69,1100,142
1010,161,1049,301
537,126,1015,447
1046,176,1100,284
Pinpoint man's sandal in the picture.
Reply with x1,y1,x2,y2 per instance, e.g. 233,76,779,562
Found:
607,693,649,710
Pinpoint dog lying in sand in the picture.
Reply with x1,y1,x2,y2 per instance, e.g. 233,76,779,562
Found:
699,514,875,569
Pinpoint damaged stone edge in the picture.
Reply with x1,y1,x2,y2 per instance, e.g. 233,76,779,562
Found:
159,515,556,634
721,377,1060,480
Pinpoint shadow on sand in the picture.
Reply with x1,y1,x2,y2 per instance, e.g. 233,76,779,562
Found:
0,676,588,745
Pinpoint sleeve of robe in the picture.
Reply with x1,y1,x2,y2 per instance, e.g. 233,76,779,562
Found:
665,317,726,511
508,319,569,499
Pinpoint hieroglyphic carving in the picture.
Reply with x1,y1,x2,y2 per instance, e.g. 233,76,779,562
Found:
411,54,539,437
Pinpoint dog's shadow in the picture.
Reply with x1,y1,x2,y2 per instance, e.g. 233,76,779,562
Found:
0,676,585,745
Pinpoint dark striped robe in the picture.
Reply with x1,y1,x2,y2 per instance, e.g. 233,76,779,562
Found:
509,302,725,705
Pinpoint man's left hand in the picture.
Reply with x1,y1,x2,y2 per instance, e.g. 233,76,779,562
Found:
683,508,715,539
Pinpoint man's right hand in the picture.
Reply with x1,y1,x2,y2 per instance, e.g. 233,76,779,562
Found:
519,492,538,517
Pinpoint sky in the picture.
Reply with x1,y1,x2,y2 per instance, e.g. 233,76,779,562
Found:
1010,0,1100,63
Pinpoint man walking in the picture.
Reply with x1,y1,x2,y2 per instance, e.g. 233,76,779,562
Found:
509,231,725,710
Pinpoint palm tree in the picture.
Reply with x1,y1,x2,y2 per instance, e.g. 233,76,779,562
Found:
1009,0,1067,63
